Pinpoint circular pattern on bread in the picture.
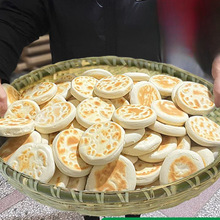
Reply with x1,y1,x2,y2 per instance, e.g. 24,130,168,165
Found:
79,121,125,165
112,104,157,129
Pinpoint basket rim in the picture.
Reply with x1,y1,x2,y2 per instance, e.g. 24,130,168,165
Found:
1,55,220,205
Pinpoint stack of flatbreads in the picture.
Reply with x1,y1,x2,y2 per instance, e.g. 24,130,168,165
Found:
0,68,219,191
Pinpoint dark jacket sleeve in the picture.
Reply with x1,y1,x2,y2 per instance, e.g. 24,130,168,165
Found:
0,0,49,82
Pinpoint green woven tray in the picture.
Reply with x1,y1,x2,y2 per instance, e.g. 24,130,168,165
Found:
0,56,219,216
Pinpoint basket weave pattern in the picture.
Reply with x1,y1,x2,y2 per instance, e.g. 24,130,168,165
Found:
0,56,219,216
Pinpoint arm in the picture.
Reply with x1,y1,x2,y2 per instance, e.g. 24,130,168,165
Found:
0,0,49,82
0,0,49,115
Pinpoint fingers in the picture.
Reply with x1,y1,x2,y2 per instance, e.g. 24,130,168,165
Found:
212,55,220,107
0,82,8,117
212,54,220,79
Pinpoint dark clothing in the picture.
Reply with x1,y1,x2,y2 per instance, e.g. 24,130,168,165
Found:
0,0,220,82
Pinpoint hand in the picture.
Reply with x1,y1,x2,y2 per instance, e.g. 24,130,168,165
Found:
0,80,8,117
212,55,220,107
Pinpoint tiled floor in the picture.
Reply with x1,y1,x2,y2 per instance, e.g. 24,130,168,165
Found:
0,174,219,219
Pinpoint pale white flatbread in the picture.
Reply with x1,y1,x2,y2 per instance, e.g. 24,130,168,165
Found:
110,97,129,109
48,167,69,188
122,154,138,164
21,82,57,105
135,160,162,186
208,147,219,159
159,149,204,185
68,98,80,108
35,102,76,134
79,121,125,165
191,146,214,167
0,131,42,162
72,119,87,132
139,135,177,162
70,76,98,101
123,72,150,82
148,120,186,137
130,81,161,107
7,143,55,183
185,116,220,147
39,94,66,110
122,129,162,156
171,81,184,105
85,155,136,191
176,135,191,150
0,118,35,137
94,74,133,99
175,81,215,115
76,97,115,128
149,74,182,96
67,176,87,191
4,99,40,120
124,128,145,147
2,83,20,106
135,179,160,189
52,128,92,177
56,82,71,99
112,104,157,129
82,68,112,79
41,133,49,145
151,100,188,126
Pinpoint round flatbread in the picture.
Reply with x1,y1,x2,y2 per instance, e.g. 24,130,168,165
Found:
171,81,184,105
159,149,204,185
68,98,80,108
112,104,157,129
82,68,113,79
7,143,55,183
0,118,34,137
175,81,215,115
185,116,220,147
139,135,177,162
35,102,76,134
149,74,182,96
79,121,125,165
122,129,162,156
122,154,138,164
110,97,129,109
123,72,150,82
70,76,98,101
72,119,87,132
85,155,136,191
56,82,71,99
52,128,92,177
4,99,40,120
148,120,186,137
2,83,20,106
135,160,162,186
130,81,161,107
48,167,70,188
0,131,42,162
94,74,133,99
76,97,115,128
67,176,87,191
208,147,219,159
191,146,214,167
151,100,188,126
176,135,191,150
124,128,145,147
21,82,57,105
39,94,66,110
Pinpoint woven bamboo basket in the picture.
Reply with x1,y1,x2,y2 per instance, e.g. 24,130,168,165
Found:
0,56,219,216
